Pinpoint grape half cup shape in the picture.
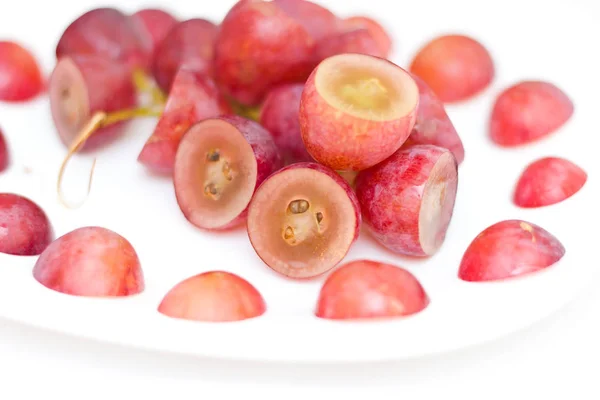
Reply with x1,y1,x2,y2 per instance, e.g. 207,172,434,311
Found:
0,41,44,102
158,271,266,322
49,54,157,207
0,193,54,256
315,260,429,320
490,81,574,147
299,53,418,171
33,226,144,297
49,54,138,150
355,145,458,257
247,162,361,279
513,157,587,208
174,116,283,231
458,220,565,282
409,34,494,103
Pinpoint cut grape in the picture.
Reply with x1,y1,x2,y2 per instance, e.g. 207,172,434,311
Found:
490,81,574,147
513,157,587,208
0,193,53,256
247,162,360,279
410,34,494,103
138,66,232,173
174,115,282,230
458,220,565,282
158,271,266,322
33,226,144,296
355,145,458,256
0,41,44,102
315,260,429,320
300,53,418,171
49,55,138,150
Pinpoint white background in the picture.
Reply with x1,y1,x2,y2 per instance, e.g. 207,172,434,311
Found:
1,0,599,398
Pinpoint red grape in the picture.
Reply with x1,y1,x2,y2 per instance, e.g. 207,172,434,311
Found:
158,271,266,322
138,66,231,173
0,128,8,172
151,19,218,93
56,8,152,72
33,226,144,297
315,260,429,320
131,8,178,58
0,41,44,102
0,194,54,256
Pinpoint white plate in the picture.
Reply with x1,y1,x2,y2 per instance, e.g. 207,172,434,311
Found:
0,0,597,363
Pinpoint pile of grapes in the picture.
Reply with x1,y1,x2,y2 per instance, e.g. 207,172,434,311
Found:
0,1,584,322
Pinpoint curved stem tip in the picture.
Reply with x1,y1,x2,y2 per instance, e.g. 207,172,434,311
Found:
56,106,163,209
